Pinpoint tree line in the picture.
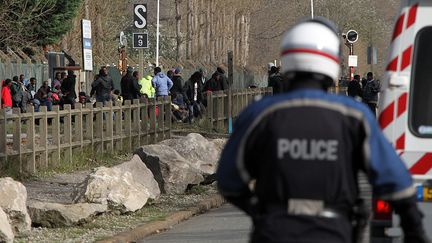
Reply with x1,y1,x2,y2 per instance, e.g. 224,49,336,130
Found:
0,0,81,52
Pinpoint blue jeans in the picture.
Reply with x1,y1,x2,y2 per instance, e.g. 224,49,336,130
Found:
188,101,202,121
96,95,112,106
38,98,52,111
32,99,40,112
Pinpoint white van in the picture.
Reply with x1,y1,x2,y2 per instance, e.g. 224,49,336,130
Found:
379,0,432,197
374,0,432,241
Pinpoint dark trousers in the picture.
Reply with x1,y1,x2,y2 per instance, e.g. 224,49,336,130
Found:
366,103,377,117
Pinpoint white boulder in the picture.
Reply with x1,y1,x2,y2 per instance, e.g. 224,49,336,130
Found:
0,207,13,243
0,177,31,235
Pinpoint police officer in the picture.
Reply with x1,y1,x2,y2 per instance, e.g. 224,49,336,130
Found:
216,18,430,243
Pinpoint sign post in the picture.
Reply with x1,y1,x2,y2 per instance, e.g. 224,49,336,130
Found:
81,19,93,72
344,30,358,81
81,19,93,93
228,50,233,134
133,4,148,73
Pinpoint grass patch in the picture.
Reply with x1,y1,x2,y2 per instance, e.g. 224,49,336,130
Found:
34,148,132,179
186,184,208,195
134,204,169,221
0,159,24,180
0,147,132,181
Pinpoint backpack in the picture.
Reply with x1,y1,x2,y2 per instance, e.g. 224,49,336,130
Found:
10,82,22,103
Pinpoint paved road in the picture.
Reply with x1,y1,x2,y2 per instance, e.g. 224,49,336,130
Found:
419,203,432,239
140,203,432,243
139,204,252,243
389,203,432,243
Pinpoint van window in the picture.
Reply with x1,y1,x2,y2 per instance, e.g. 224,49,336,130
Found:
410,26,432,137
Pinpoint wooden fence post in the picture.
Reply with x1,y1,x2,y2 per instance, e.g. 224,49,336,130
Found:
0,109,7,163
95,102,104,153
75,105,83,148
217,92,224,132
140,99,149,145
124,100,132,152
156,97,164,142
39,106,48,169
12,108,22,173
164,96,172,139
106,101,114,151
114,101,123,151
132,99,141,149
26,106,36,174
63,104,72,165
85,103,94,149
149,98,157,144
51,106,61,168
231,91,236,121
207,92,214,132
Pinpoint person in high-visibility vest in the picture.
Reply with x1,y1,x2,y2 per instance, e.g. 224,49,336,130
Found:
139,74,155,98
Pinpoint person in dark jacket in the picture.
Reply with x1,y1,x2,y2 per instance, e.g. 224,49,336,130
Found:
121,67,141,101
347,74,362,99
217,17,429,243
61,70,77,109
92,66,114,104
216,66,229,90
204,72,223,92
268,66,283,94
183,72,205,122
35,80,52,111
167,69,174,81
362,72,380,116
170,68,184,101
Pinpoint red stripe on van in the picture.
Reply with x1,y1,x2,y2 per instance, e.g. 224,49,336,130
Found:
379,102,395,129
397,92,407,117
406,4,419,29
392,13,405,41
396,133,405,150
409,153,432,174
400,46,413,71
386,56,398,71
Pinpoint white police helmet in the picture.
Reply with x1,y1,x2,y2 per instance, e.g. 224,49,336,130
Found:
267,62,275,71
280,17,341,82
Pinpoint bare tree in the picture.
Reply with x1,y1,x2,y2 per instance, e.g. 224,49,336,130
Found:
175,0,183,61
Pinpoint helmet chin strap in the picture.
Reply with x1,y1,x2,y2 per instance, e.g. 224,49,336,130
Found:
282,72,333,92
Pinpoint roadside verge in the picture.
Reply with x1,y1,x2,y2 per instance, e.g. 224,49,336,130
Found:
97,194,225,243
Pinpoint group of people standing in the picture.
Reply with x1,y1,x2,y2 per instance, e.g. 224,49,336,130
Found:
88,65,230,124
1,71,77,113
267,65,381,117
148,65,230,123
347,71,381,116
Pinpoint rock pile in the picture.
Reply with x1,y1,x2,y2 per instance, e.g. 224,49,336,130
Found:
1,133,226,239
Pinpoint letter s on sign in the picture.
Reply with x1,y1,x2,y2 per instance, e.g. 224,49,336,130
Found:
134,4,147,29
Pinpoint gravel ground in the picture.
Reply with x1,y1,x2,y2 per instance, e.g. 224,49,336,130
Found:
15,176,217,242
15,133,225,243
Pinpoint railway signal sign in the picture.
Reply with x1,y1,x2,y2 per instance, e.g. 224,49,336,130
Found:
134,4,147,29
133,33,148,48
